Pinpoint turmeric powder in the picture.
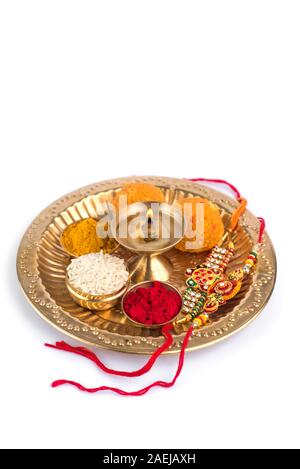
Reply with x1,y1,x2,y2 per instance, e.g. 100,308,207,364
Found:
61,218,118,257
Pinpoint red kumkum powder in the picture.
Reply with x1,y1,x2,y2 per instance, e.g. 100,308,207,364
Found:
123,281,182,326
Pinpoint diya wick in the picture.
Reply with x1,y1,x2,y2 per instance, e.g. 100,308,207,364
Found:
142,208,159,242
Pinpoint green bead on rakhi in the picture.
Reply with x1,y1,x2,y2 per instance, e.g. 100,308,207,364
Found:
187,279,197,287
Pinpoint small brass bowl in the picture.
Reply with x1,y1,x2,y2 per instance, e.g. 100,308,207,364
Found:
66,277,129,311
121,280,183,329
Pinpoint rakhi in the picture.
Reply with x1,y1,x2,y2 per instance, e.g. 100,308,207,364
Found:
45,178,266,396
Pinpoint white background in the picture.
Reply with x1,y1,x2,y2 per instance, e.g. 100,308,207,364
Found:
0,1,298,450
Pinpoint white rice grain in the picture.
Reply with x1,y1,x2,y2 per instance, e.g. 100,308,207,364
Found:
67,252,129,295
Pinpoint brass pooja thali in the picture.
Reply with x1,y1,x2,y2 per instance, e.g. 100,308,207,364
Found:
17,176,276,354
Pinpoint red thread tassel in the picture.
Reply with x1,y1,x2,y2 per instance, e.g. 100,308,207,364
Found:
50,327,193,395
45,323,174,378
48,326,193,395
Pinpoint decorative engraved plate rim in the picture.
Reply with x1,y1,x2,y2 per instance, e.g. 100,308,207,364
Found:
16,176,277,355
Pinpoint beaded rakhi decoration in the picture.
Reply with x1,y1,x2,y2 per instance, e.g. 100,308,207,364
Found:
176,235,262,329
174,178,265,331
45,178,266,396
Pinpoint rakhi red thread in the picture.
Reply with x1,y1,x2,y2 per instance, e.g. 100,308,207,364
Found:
123,281,182,326
189,177,265,244
257,217,266,243
50,326,193,395
188,177,242,199
45,323,174,378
